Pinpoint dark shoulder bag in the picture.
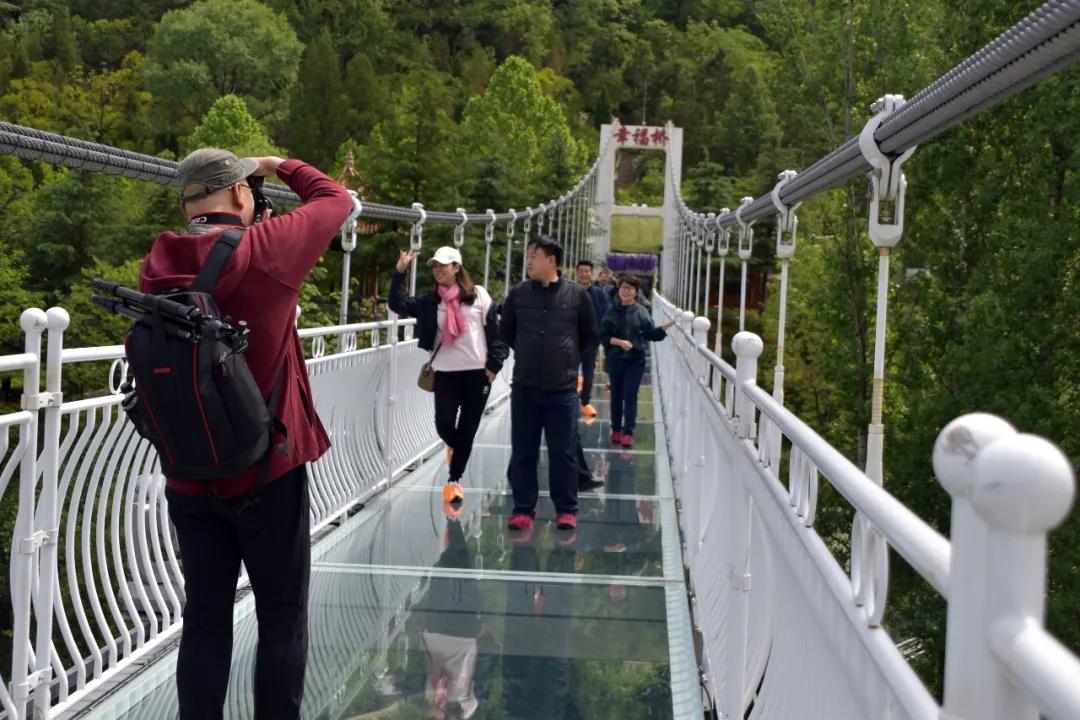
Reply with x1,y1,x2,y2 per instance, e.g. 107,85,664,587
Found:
418,343,441,392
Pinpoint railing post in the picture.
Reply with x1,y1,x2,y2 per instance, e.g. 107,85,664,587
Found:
692,316,710,383
936,415,1076,720
11,308,47,716
727,330,761,719
677,311,694,482
732,331,761,441
31,308,69,715
383,317,399,488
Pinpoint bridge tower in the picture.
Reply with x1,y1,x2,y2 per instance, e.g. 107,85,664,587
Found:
594,121,683,263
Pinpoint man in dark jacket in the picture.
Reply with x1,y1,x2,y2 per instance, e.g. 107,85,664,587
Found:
139,148,352,719
575,260,609,416
500,236,597,532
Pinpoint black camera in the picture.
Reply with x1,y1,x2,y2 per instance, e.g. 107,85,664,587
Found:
248,175,275,223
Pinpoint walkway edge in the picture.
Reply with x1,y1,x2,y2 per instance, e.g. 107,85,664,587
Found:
652,345,706,719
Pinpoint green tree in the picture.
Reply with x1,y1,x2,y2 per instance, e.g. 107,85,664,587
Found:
184,94,283,157
358,70,461,208
144,0,303,143
286,29,348,169
459,56,588,206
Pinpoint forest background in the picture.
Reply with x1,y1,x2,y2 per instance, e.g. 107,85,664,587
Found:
0,0,1077,698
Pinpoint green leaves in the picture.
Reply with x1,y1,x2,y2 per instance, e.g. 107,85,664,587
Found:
459,56,588,206
186,94,283,158
145,0,302,141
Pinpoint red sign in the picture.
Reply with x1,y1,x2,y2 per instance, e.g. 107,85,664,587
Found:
613,125,668,148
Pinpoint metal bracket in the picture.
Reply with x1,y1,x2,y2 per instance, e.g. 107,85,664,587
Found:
506,209,516,240
859,94,916,248
19,528,58,555
734,197,755,261
409,202,426,250
771,170,801,260
484,209,496,244
523,206,532,235
453,207,468,248
14,667,53,700
22,391,62,411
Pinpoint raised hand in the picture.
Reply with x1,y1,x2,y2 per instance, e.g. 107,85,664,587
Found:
396,249,420,273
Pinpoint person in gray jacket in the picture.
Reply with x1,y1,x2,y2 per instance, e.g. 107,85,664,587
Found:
499,236,597,533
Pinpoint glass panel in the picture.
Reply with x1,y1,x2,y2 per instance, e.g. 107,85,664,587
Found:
318,487,669,578
88,568,674,720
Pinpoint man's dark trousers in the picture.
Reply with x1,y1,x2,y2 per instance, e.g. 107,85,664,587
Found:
508,385,579,515
166,465,311,720
579,344,599,406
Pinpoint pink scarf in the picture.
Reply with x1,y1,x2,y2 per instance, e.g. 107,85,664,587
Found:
437,283,465,346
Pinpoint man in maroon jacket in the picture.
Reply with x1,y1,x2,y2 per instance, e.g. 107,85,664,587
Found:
139,148,352,719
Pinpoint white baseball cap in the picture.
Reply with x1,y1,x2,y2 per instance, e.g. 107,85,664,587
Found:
426,246,463,266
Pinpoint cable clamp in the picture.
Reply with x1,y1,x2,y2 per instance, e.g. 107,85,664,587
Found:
453,207,468,248
771,170,801,259
704,213,716,253
409,202,426,250
484,209,496,244
734,197,755,261
859,94,916,248
341,191,361,251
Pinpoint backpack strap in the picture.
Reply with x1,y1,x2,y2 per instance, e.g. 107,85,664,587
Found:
190,227,244,294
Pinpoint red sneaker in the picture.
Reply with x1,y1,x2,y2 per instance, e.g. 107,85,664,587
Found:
556,512,577,530
508,513,534,532
610,431,624,445
621,433,634,448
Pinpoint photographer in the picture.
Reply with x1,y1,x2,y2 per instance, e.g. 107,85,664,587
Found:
138,148,352,719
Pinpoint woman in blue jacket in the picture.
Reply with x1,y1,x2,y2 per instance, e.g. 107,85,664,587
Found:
598,275,675,447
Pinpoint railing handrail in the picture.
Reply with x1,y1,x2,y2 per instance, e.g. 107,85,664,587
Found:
741,380,951,595
296,318,414,338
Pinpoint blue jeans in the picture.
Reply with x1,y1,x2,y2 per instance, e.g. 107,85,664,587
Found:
508,385,579,515
607,355,646,435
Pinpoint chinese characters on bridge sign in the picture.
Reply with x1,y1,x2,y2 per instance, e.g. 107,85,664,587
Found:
614,125,669,148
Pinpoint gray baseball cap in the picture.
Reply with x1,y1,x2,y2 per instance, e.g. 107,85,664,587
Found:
177,148,258,203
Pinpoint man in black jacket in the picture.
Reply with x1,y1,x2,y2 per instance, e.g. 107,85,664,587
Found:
500,236,597,532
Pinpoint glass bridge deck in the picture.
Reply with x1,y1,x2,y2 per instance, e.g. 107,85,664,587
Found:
73,373,700,719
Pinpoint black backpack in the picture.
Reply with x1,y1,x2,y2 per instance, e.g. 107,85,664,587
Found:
93,229,284,484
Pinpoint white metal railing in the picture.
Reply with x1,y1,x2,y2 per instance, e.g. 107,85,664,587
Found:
0,307,512,719
651,292,1080,720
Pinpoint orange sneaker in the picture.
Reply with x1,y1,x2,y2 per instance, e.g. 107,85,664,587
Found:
442,501,462,519
580,403,597,417
442,482,464,505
